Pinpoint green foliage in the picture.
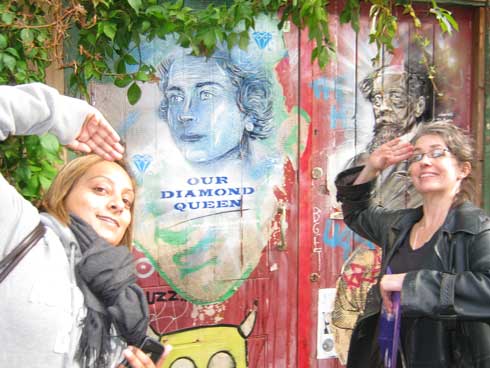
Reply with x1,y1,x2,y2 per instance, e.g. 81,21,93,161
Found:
0,134,63,205
0,1,65,205
0,2,52,84
0,0,459,204
429,0,459,35
65,0,458,102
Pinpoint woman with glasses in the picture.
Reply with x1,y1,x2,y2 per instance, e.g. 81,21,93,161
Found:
335,120,490,367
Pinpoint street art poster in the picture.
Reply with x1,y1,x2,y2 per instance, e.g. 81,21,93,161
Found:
92,14,293,305
322,9,473,211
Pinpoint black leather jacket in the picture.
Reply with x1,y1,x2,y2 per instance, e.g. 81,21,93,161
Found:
336,167,490,368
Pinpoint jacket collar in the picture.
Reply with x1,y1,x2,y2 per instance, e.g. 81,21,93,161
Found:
441,202,487,234
391,201,485,236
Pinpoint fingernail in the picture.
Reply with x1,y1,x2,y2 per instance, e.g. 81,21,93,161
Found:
123,348,134,358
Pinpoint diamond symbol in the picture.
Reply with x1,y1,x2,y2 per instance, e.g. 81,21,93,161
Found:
132,154,153,173
253,32,272,49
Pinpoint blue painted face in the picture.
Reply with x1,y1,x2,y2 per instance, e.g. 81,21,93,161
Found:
164,55,246,164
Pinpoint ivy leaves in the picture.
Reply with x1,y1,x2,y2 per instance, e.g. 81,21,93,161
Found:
368,0,458,63
72,0,259,104
430,1,459,35
0,134,63,205
0,1,64,205
0,3,50,85
67,0,459,103
276,0,336,67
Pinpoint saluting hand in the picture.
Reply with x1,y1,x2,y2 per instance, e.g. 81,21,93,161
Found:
367,138,414,172
354,137,414,184
67,112,124,161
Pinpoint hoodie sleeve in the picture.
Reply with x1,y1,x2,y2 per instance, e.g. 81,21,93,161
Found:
0,82,98,144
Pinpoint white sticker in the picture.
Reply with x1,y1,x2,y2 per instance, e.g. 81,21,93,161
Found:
317,288,338,359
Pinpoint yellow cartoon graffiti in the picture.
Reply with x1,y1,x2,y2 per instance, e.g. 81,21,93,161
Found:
159,306,256,368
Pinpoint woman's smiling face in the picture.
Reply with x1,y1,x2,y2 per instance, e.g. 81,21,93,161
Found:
409,134,466,197
64,161,134,245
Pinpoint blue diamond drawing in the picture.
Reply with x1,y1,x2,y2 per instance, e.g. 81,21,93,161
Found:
132,154,153,173
253,32,272,49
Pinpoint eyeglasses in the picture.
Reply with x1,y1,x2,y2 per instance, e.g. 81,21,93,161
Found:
371,91,408,109
408,148,450,165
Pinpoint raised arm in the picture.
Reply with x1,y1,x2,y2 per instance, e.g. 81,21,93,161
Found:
0,82,123,160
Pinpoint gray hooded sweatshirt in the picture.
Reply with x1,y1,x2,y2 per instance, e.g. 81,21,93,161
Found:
0,83,124,367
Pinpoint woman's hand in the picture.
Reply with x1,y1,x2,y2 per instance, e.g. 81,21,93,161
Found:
354,138,414,184
67,112,124,161
368,138,413,172
118,344,172,368
379,273,406,314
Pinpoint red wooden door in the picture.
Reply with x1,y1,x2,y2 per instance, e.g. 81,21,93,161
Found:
299,2,477,367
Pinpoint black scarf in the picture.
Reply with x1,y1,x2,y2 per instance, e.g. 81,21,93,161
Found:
69,214,149,368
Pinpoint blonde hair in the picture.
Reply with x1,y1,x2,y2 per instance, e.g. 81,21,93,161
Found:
42,154,135,247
